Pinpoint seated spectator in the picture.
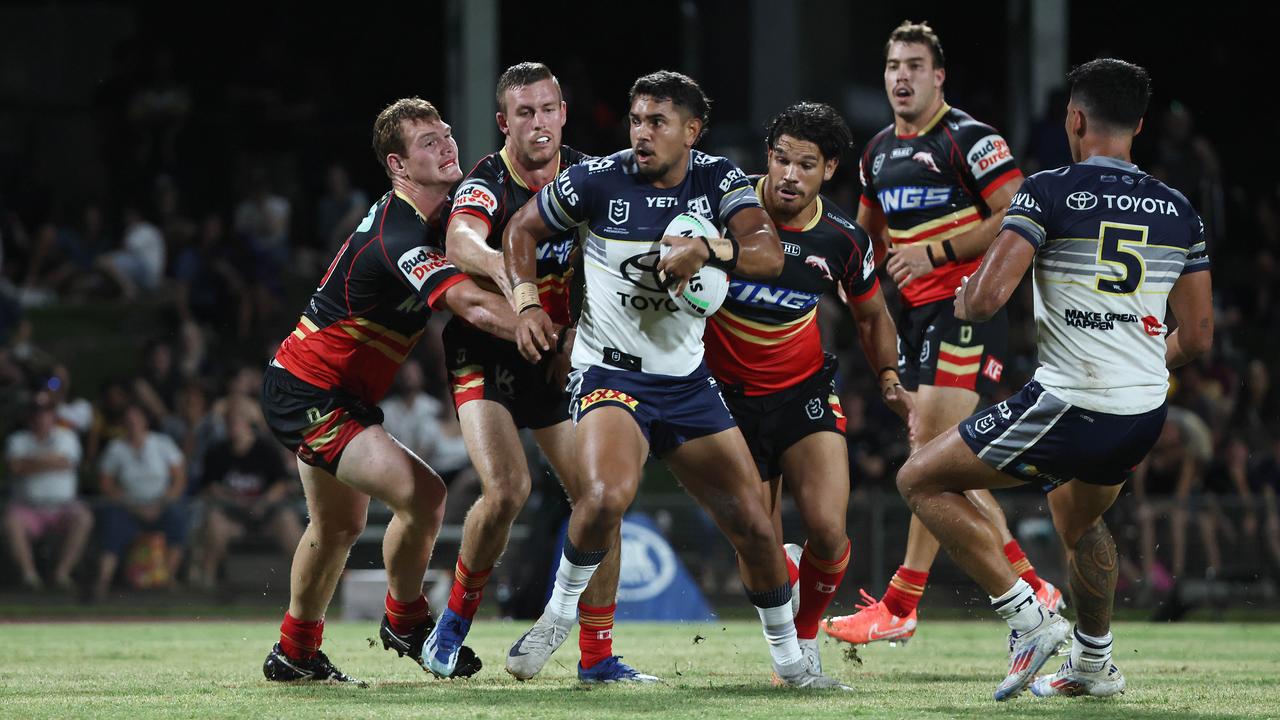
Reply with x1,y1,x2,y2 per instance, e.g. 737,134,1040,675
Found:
95,205,165,300
191,409,301,587
3,393,92,589
134,338,181,422
48,363,94,437
316,164,368,248
93,403,187,596
380,359,469,479
85,378,131,467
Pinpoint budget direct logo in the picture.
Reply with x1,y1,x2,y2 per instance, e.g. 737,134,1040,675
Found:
617,520,677,602
397,246,449,290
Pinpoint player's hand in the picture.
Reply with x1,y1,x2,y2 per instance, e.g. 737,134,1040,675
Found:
656,234,710,295
515,307,555,364
544,326,575,388
886,244,935,288
884,381,914,426
953,275,972,320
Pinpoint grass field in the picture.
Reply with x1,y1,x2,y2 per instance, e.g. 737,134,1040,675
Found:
1,619,1277,719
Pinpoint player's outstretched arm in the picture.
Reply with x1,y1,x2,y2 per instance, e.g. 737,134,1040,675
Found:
954,228,1034,322
440,277,544,363
446,213,512,302
847,290,913,424
1164,270,1214,369
723,206,784,280
502,201,558,357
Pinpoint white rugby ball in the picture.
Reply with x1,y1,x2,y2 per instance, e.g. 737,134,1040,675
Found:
659,212,730,318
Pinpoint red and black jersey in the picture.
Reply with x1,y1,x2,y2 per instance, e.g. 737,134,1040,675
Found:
705,177,879,396
274,191,467,403
449,146,587,325
859,104,1021,308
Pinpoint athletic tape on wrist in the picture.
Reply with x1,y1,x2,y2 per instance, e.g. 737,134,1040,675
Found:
513,282,541,313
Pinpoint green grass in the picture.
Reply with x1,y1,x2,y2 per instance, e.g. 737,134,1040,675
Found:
1,620,1277,719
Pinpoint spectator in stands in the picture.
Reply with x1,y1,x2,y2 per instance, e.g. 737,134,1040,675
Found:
209,364,267,435
48,363,94,438
234,166,290,302
1251,431,1280,579
316,164,368,248
96,204,165,300
380,359,470,479
93,403,187,596
172,215,250,338
3,393,93,589
85,378,132,467
191,408,301,588
134,338,181,422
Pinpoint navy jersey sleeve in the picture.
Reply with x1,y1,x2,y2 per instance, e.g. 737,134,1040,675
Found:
1183,213,1210,275
843,223,881,303
1001,175,1051,250
952,121,1021,200
710,158,761,225
378,225,466,311
449,161,502,234
537,161,592,232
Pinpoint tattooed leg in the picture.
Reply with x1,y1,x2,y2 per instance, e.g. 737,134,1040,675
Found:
1069,519,1118,635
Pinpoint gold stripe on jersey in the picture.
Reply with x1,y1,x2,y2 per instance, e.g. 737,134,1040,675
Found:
711,307,816,346
291,315,320,340
352,317,423,347
902,103,951,138
393,190,428,222
888,206,981,242
338,325,411,364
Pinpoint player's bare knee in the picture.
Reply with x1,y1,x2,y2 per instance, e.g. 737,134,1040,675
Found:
310,515,366,548
483,472,532,520
1055,513,1103,549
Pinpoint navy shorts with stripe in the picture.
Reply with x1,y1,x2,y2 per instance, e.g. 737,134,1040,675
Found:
570,362,737,457
958,380,1166,490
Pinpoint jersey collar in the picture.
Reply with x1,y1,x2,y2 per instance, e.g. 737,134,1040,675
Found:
499,146,559,192
896,103,950,139
393,190,428,222
1081,155,1141,173
756,176,824,232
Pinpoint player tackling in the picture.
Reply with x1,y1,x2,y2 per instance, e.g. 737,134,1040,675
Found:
897,58,1212,700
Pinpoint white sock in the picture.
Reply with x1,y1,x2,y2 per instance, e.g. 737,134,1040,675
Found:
545,545,603,620
990,578,1044,633
757,603,803,666
1071,627,1113,672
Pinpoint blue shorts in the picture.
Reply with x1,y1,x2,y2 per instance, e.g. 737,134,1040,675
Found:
959,380,1166,490
570,362,737,457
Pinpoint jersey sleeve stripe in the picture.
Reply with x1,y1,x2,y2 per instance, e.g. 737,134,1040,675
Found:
1003,215,1046,249
537,190,574,232
426,273,469,310
848,277,881,305
979,168,1023,199
448,207,493,234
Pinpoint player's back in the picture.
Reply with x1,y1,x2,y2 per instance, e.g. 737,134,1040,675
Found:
1003,156,1208,414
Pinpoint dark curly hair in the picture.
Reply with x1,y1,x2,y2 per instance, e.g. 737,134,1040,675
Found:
765,102,854,163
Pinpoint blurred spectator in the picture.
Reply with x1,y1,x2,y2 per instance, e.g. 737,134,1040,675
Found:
380,359,470,479
93,404,188,596
316,164,368,249
172,215,251,338
209,365,267,435
134,338,181,422
160,380,217,487
42,363,94,437
3,393,93,589
234,167,290,272
85,379,132,467
1251,432,1280,578
191,409,301,588
96,205,165,299
128,48,191,175
1132,407,1214,618
1154,102,1224,242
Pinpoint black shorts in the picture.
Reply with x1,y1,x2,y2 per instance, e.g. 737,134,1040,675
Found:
442,318,570,430
261,363,384,474
897,298,1008,398
959,380,1167,490
722,354,846,480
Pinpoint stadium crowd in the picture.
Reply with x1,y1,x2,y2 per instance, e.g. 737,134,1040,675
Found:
0,43,1278,621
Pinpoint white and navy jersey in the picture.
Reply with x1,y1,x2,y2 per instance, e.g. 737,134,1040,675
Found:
537,148,761,376
1002,156,1209,414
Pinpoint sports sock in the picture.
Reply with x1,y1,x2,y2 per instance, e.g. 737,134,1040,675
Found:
784,549,800,587
546,539,607,620
385,591,429,635
748,583,803,667
578,601,616,669
1071,627,1113,672
279,612,323,660
882,565,929,618
795,540,850,640
447,558,492,620
990,578,1044,633
1003,540,1045,592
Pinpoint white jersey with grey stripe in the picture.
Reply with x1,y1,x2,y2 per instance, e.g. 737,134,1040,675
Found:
536,148,761,376
1002,155,1208,414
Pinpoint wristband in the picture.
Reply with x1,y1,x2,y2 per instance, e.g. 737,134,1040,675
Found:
513,282,541,314
701,235,739,271
942,239,958,263
878,366,898,378
925,244,940,268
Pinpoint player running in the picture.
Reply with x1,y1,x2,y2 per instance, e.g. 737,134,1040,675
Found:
897,58,1212,700
824,20,1060,647
428,62,654,683
260,98,538,685
503,71,847,689
703,102,912,674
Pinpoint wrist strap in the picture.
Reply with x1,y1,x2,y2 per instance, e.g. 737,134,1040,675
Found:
942,239,958,263
702,235,739,271
925,244,939,267
513,282,541,314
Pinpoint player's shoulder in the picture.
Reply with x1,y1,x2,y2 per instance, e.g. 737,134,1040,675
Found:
690,148,742,175
560,144,591,167
863,124,897,156
1135,172,1196,213
941,106,1000,137
568,148,635,180
462,150,505,183
819,195,864,235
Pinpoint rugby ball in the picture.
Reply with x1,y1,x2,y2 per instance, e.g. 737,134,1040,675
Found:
659,212,730,318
